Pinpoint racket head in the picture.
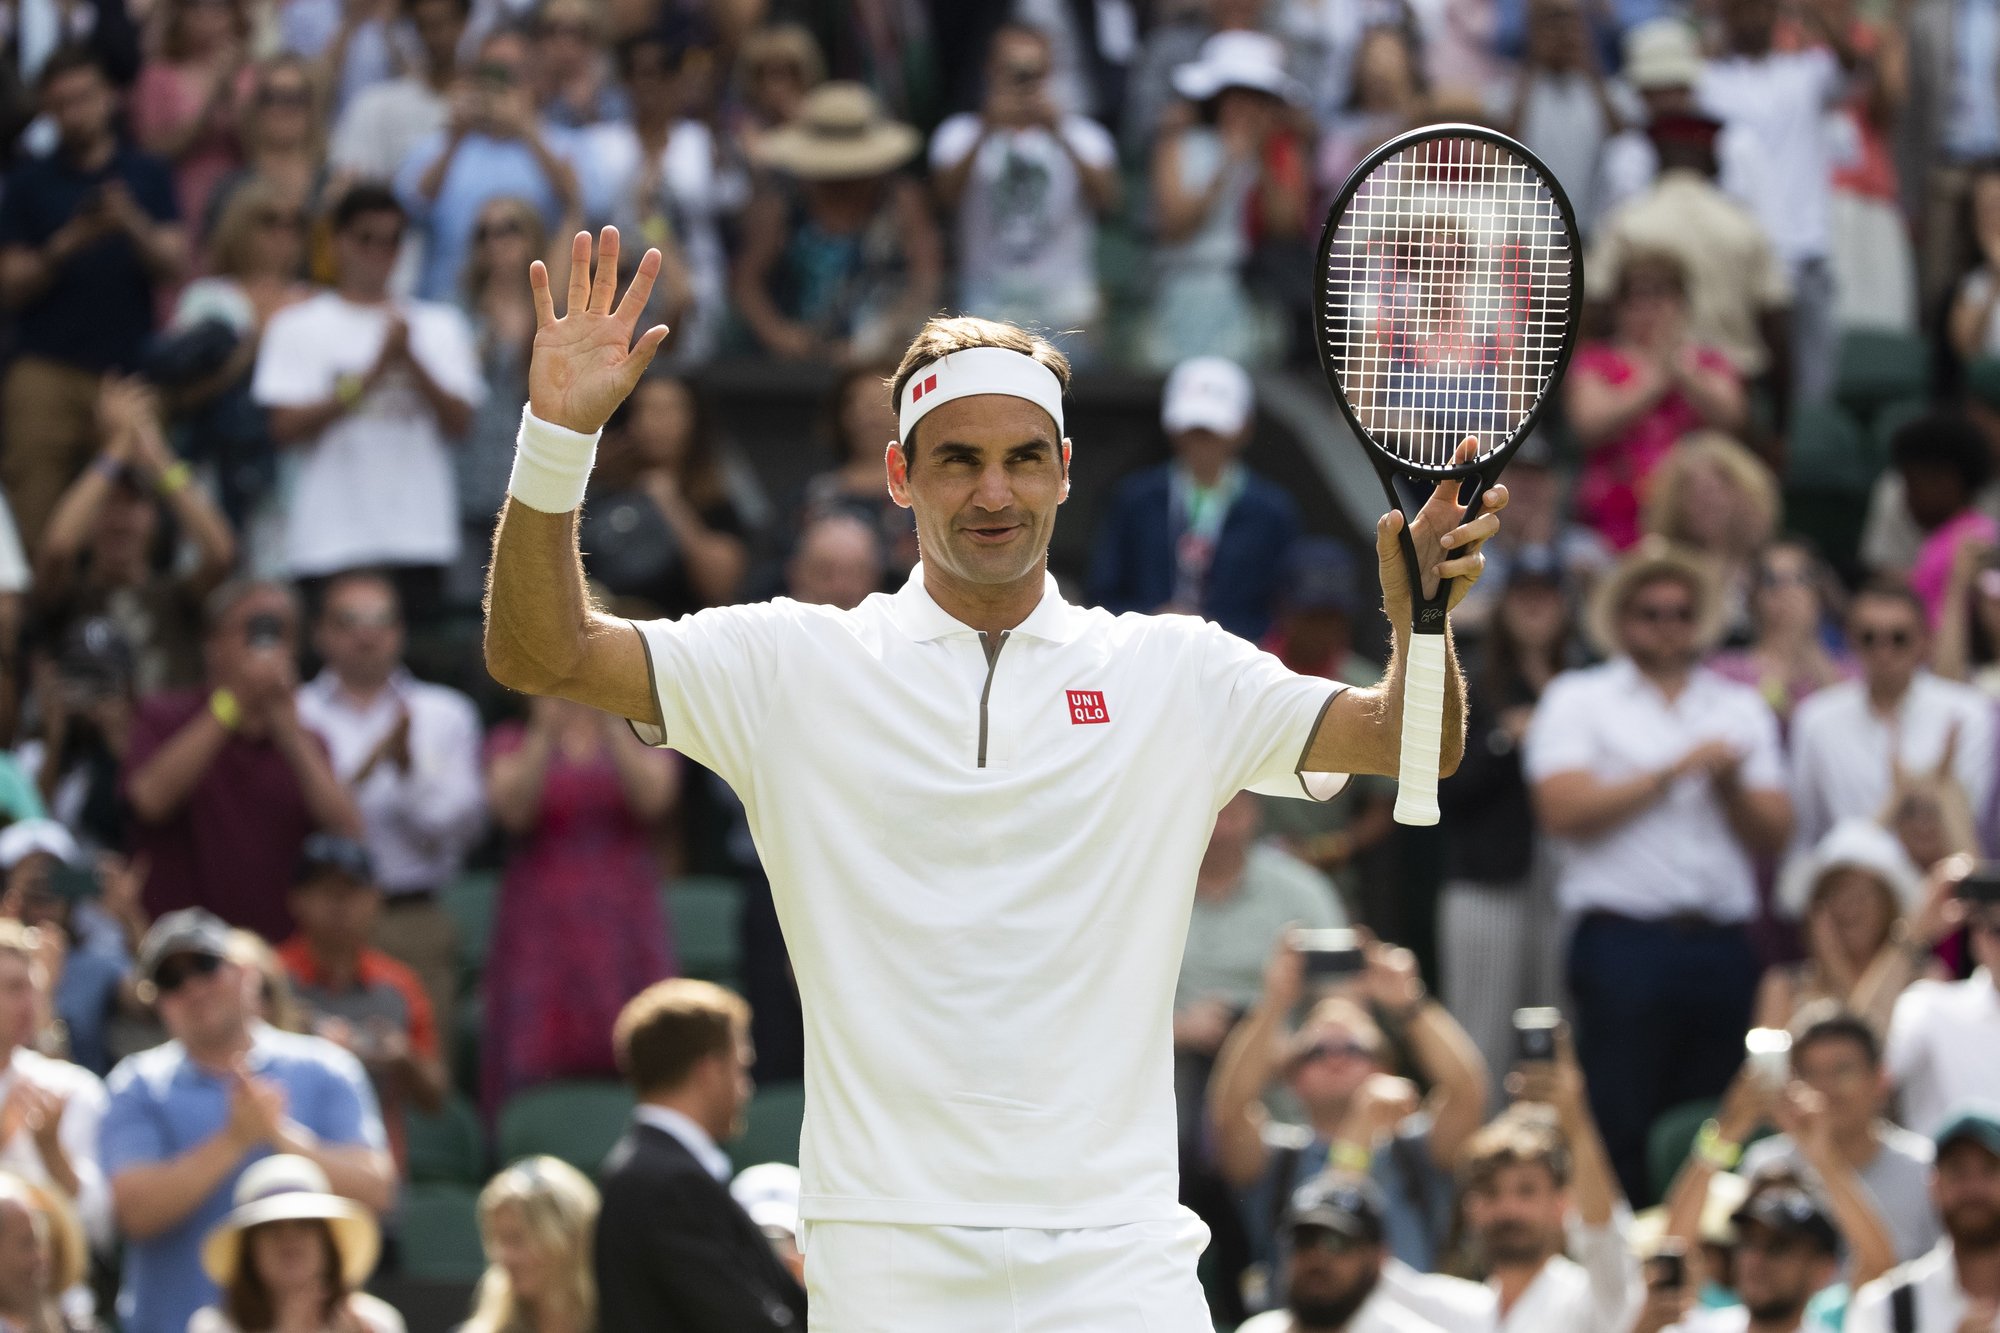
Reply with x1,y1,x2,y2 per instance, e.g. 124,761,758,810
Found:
1314,123,1584,482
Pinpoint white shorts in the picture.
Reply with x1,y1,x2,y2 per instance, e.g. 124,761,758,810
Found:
799,1209,1213,1333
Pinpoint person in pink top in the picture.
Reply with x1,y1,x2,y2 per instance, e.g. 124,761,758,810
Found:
129,0,253,239
1895,412,2000,627
1564,248,1748,549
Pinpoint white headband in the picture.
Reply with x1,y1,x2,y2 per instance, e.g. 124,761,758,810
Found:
897,347,1066,442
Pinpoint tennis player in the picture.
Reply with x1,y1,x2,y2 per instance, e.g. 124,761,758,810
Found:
485,230,1507,1331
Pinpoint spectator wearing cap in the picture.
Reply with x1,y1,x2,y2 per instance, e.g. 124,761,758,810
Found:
1789,578,1994,863
122,579,362,943
0,45,187,553
394,27,583,305
295,570,484,1043
732,1161,805,1286
100,909,393,1333
33,376,234,697
276,834,446,1177
1387,1042,1641,1332
1146,31,1310,369
1087,356,1299,644
1591,22,1790,397
1884,886,2000,1138
0,918,110,1256
325,0,467,186
1255,539,1394,912
595,979,806,1331
1757,824,1940,1036
1740,1010,1942,1264
1237,1173,1445,1333
1212,934,1489,1276
0,820,137,1077
928,22,1119,358
189,1153,401,1333
1525,541,1791,1203
733,81,941,365
254,184,485,608
1658,1187,1845,1333
1437,548,1573,1080
1846,1105,2000,1333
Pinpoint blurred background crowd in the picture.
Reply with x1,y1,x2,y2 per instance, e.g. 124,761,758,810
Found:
0,0,1989,1328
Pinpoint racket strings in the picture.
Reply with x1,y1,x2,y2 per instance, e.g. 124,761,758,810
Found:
1324,135,1573,473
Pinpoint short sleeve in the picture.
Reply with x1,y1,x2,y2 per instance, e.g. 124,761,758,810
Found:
294,1045,387,1152
1195,622,1345,805
97,1068,169,1177
1522,674,1598,781
411,304,486,406
251,304,334,407
928,113,981,171
1061,116,1117,169
627,602,797,784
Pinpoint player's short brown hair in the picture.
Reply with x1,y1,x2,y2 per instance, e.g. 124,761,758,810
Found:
889,316,1072,455
1461,1105,1572,1192
614,979,750,1096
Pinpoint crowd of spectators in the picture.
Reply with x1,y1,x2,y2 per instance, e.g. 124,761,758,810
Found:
0,0,1989,1328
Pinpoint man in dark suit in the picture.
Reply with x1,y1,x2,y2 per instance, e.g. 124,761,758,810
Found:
1086,356,1300,643
596,979,808,1331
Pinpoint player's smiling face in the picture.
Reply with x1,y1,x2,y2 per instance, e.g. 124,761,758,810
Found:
887,394,1071,591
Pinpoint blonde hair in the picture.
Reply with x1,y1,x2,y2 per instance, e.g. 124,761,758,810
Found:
1642,431,1779,557
206,178,292,280
226,929,307,1034
463,1157,600,1333
737,22,826,89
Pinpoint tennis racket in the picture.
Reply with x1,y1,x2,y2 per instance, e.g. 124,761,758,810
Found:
1314,124,1582,826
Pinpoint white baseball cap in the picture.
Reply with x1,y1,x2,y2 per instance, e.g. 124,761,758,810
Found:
0,820,80,873
1171,30,1307,106
1161,356,1254,437
731,1161,801,1238
1623,19,1703,90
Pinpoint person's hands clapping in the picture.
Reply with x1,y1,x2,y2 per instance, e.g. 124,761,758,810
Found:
224,1067,288,1151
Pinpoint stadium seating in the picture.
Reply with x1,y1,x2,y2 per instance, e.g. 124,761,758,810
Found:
665,875,745,986
406,1093,486,1186
1834,328,1931,421
497,1080,636,1174
397,1183,488,1283
730,1080,807,1172
441,869,500,993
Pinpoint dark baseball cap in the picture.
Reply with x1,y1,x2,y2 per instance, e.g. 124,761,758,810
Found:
1284,1173,1385,1244
294,833,376,888
1934,1104,2000,1159
137,908,232,985
1731,1188,1840,1256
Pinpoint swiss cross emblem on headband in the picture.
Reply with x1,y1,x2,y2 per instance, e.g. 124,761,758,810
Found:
909,374,938,404
1067,690,1109,725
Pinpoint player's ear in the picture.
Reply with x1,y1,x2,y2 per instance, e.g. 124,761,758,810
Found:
886,440,913,509
1059,438,1073,502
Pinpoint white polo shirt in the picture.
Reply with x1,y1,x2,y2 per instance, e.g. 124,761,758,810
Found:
1381,1214,1643,1333
1884,971,2000,1136
631,566,1345,1229
1523,658,1786,922
1847,1243,1975,1333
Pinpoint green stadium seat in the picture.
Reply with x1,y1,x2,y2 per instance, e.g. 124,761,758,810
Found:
1647,1097,1719,1208
730,1081,807,1172
452,1006,482,1102
406,1093,486,1186
1870,394,1929,457
666,876,743,985
441,869,500,985
498,1080,635,1175
397,1183,487,1283
1835,328,1930,419
1786,401,1872,491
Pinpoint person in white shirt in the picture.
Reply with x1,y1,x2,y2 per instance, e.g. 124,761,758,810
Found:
295,571,485,1044
1846,1106,2000,1333
1525,540,1791,1203
481,237,1507,1325
929,22,1120,351
325,0,466,185
1885,889,2000,1138
1656,1188,1845,1333
252,184,485,598
1383,1032,1640,1333
0,920,107,1255
1789,581,1995,869
1239,1175,1447,1333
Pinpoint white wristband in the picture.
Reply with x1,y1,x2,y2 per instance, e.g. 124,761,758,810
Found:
507,407,601,514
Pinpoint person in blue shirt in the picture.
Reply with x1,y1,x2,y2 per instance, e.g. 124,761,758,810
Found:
1086,355,1300,643
99,908,395,1333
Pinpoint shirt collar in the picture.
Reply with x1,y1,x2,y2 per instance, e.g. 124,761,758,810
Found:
635,1104,732,1183
305,668,413,709
885,562,1080,645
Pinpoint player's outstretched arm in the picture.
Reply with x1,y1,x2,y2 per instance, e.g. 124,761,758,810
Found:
484,228,670,724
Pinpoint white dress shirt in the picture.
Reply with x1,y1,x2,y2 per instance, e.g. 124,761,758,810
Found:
1884,970,2000,1136
0,1047,110,1249
1788,673,1995,863
1697,48,1844,265
635,1104,732,1183
296,670,485,896
1524,659,1787,921
1847,1242,1978,1333
1381,1215,1643,1333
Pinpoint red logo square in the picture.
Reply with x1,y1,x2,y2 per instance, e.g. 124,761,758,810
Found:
1067,690,1109,725
910,373,938,404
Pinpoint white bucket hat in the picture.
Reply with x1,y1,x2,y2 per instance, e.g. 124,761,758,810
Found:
201,1155,381,1290
1171,31,1307,106
1775,818,1925,920
731,1161,801,1237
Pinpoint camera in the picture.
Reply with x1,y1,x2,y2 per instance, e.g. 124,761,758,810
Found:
1647,1240,1687,1292
1290,927,1365,981
1745,1027,1792,1086
1957,863,2000,905
1512,1007,1562,1063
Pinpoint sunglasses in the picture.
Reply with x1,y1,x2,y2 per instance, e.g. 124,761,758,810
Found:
1855,627,1915,651
1297,1038,1371,1067
331,608,398,630
475,219,527,243
154,951,223,995
1626,602,1695,625
1290,1224,1368,1255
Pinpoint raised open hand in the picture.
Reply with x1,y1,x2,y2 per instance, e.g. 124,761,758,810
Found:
529,228,670,435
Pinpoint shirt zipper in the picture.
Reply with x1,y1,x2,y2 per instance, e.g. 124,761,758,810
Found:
977,630,1011,769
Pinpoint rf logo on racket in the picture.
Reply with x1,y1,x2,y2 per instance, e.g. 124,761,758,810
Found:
1066,690,1109,725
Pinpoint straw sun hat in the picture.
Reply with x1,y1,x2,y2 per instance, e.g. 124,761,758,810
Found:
201,1156,380,1290
1584,538,1728,658
749,82,920,181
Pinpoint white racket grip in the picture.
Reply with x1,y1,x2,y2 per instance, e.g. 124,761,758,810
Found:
1394,631,1449,826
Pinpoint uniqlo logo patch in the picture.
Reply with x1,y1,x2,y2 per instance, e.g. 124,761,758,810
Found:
1067,690,1109,725
909,373,938,404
